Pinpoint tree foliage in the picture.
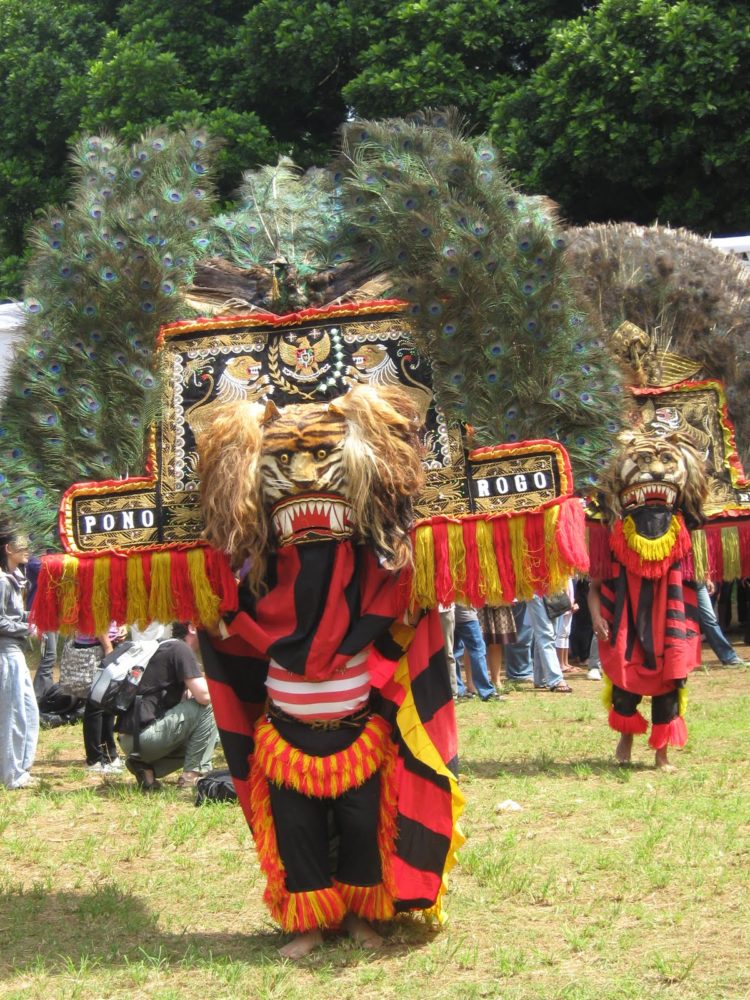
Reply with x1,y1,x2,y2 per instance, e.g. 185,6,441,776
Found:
1,0,749,299
493,0,750,231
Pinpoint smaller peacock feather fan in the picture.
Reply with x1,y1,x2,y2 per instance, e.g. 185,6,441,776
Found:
566,222,750,473
0,126,219,545
337,110,626,486
204,157,350,311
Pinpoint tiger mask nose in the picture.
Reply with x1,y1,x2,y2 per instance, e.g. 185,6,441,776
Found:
289,452,321,489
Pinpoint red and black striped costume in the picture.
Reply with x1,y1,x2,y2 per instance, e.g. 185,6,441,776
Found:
199,538,463,933
597,515,701,749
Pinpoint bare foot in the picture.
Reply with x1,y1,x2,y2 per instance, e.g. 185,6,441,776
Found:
615,733,633,765
278,929,324,959
655,748,677,772
343,912,384,950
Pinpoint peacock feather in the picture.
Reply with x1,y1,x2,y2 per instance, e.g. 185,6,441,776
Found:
0,126,218,544
337,110,626,484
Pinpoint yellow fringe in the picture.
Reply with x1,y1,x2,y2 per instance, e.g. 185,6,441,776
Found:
508,517,532,600
690,529,708,582
446,523,467,604
721,527,741,581
475,520,503,604
413,526,437,609
543,505,568,595
126,556,149,629
678,686,688,718
622,514,681,561
148,551,175,624
186,548,222,627
601,674,613,711
91,557,112,636
58,555,80,631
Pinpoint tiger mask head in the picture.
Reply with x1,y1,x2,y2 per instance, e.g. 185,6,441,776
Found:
598,429,707,528
196,384,425,594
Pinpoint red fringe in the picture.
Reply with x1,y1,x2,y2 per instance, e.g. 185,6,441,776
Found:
432,522,454,605
29,555,66,632
739,523,750,577
609,518,693,579
587,521,613,580
170,550,197,622
205,547,240,614
705,527,724,581
76,558,96,636
649,717,688,750
461,520,483,607
492,519,516,600
608,708,649,735
557,499,589,573
109,557,128,625
524,512,548,590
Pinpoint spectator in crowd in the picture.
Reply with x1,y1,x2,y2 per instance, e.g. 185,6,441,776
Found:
527,595,573,693
79,624,128,774
504,603,534,681
697,580,747,668
554,579,578,674
116,622,219,791
478,604,516,687
453,606,504,701
0,527,38,790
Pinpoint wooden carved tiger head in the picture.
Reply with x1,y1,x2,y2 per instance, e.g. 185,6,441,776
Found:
196,384,424,594
598,429,707,527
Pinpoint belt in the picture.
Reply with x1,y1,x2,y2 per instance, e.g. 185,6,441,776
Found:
266,701,371,730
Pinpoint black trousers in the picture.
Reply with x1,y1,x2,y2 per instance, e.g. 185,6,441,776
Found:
83,702,117,765
267,716,383,893
612,683,682,725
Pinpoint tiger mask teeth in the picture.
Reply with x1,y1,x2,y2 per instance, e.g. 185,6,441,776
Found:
271,494,353,543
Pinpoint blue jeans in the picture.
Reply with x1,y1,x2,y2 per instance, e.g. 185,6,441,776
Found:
526,596,566,689
697,583,740,664
454,618,496,699
505,603,534,680
0,643,39,789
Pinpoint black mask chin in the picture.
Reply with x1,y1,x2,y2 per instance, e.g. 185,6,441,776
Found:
625,505,674,539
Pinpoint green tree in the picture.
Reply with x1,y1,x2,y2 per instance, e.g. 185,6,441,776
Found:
493,0,750,232
0,1,108,264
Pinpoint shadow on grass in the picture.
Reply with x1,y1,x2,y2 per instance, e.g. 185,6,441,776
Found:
460,756,651,779
1,887,435,976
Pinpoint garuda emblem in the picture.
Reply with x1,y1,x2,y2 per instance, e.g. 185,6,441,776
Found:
278,329,331,383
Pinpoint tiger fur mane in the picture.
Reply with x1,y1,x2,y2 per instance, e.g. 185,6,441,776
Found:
196,384,425,595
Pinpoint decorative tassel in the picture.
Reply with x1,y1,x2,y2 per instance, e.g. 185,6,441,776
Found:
75,557,96,637
59,555,80,629
690,529,708,582
28,555,67,633
492,519,517,600
608,708,649,735
109,557,129,626
91,556,112,635
475,519,503,605
649,716,687,749
126,556,149,628
508,517,532,599
721,527,741,581
413,525,437,608
432,523,453,605
461,519,483,607
148,551,175,624
738,522,750,577
555,498,589,575
587,520,613,580
622,514,681,561
523,512,547,591
601,673,613,711
186,547,223,625
704,527,724,582
610,517,692,578
446,523,467,604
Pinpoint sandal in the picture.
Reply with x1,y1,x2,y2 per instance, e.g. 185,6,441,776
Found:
550,682,573,693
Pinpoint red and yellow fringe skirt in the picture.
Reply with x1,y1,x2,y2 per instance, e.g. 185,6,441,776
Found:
249,714,399,933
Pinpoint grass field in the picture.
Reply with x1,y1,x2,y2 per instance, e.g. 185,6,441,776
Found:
1,642,749,1000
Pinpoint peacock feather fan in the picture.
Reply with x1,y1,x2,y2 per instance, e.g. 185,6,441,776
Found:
337,110,626,485
566,222,750,472
0,126,218,544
